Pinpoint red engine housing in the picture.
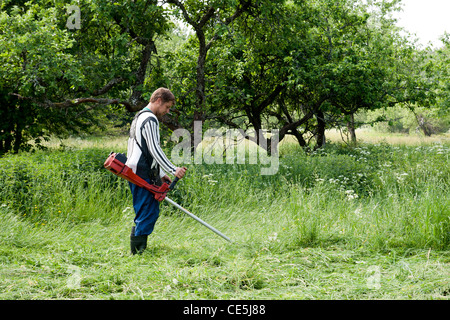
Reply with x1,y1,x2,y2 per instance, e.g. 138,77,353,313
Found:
104,152,170,202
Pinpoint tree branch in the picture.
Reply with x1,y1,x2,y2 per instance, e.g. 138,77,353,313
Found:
50,98,132,110
205,0,252,51
199,6,216,29
9,93,133,112
92,77,125,96
166,0,197,28
279,111,314,141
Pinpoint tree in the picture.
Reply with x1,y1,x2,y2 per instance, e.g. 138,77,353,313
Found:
205,0,310,151
413,33,450,135
163,0,253,150
1,0,442,155
183,0,399,150
0,0,171,154
436,34,450,112
204,0,437,150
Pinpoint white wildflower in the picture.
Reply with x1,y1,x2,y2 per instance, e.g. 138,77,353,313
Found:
345,190,358,200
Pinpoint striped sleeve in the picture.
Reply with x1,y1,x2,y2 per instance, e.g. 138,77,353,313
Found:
141,116,177,175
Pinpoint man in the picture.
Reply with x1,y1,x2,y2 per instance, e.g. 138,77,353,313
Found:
126,88,187,255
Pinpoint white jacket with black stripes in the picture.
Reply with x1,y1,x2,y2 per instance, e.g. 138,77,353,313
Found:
126,108,177,184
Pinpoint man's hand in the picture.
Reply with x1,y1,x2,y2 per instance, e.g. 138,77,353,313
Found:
175,166,187,179
161,175,172,185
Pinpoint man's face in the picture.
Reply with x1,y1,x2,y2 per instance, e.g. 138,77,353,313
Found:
153,99,174,118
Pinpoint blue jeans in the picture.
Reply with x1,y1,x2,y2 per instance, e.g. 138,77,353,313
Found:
129,180,160,236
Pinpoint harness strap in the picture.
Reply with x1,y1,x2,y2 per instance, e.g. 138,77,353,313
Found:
130,108,155,171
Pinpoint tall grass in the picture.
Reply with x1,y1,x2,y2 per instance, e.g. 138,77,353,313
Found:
1,141,448,249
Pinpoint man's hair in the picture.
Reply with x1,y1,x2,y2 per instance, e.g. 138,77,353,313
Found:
150,88,175,104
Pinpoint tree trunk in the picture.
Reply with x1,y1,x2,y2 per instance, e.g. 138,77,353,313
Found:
315,111,326,149
347,113,357,145
291,129,307,148
415,113,433,136
130,40,156,108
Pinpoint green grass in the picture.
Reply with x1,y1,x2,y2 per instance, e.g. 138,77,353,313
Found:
0,136,449,300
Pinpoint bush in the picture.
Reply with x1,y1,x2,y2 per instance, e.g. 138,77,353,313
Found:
0,148,129,224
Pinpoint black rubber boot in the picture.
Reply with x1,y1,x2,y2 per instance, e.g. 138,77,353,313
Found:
130,226,148,255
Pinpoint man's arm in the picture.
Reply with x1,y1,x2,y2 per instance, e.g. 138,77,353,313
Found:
141,116,178,176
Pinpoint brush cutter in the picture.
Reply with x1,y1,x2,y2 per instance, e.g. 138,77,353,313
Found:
104,152,232,243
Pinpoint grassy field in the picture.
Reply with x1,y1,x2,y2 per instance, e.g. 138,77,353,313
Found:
0,130,449,300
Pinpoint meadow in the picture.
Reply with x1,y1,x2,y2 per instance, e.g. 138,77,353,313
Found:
0,131,449,300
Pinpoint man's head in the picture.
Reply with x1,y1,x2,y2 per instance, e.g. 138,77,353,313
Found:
149,88,175,118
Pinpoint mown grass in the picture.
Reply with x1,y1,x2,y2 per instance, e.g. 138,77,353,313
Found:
0,135,449,300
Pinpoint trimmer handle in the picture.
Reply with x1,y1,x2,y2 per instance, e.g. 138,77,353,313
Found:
169,177,179,190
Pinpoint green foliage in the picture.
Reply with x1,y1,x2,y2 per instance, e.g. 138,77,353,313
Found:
0,4,80,153
0,0,171,154
0,147,129,225
1,0,447,155
360,105,450,135
162,0,440,151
